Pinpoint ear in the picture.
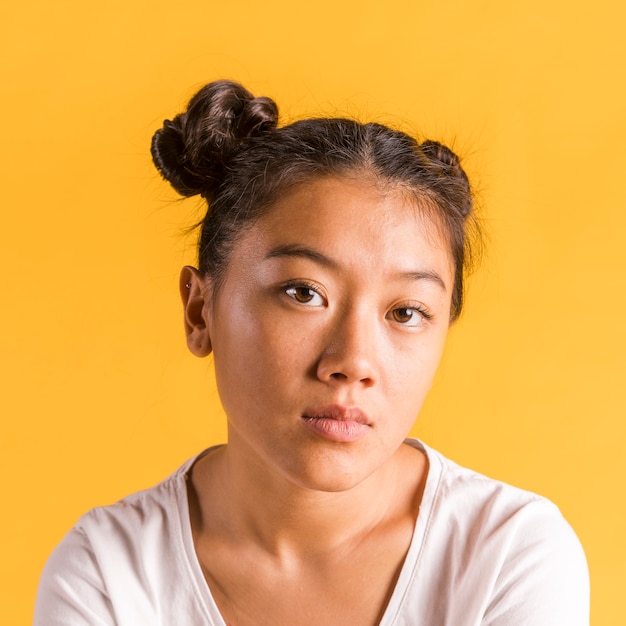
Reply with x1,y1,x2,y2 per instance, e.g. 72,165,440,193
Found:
179,266,212,357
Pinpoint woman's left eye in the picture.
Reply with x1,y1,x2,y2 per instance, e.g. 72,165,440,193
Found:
388,306,428,327
284,285,325,307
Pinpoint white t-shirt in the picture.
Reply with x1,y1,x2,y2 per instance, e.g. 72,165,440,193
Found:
34,439,589,625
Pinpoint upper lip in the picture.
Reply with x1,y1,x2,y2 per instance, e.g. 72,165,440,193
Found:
302,404,371,425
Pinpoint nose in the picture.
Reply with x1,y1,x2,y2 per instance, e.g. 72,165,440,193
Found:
316,308,378,388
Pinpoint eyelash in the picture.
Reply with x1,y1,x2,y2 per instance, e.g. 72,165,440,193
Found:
281,281,433,326
282,280,326,307
387,304,433,327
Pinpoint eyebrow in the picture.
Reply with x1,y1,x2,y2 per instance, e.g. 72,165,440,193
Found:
265,244,339,270
265,244,447,292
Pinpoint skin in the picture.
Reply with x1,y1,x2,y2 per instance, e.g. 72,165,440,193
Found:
181,175,454,625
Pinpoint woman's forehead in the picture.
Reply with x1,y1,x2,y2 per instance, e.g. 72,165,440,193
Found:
266,176,449,242
235,176,455,287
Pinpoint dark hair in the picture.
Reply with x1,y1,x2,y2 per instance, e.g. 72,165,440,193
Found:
151,80,479,321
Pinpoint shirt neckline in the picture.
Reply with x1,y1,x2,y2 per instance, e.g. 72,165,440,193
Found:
172,438,443,626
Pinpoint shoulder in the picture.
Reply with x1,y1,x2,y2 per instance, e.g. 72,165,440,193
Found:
79,461,188,539
34,451,214,625
408,438,577,526
68,453,195,558
400,439,590,625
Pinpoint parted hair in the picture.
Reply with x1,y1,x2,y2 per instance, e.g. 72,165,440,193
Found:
151,80,479,321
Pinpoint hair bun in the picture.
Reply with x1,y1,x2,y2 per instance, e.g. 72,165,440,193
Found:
420,140,472,217
151,80,279,198
420,140,461,169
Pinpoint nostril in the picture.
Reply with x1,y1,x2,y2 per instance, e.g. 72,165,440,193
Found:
328,371,374,387
316,340,378,386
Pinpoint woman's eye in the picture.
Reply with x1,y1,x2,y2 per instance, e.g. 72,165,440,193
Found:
389,306,427,327
285,285,325,307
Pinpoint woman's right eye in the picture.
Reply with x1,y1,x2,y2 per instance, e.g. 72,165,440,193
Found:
284,285,325,307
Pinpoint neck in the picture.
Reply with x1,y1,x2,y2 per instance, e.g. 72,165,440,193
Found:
189,436,425,562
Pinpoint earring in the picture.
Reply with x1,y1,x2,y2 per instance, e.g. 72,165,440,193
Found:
185,282,191,289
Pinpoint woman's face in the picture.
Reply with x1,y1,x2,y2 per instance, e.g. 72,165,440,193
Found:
193,176,454,492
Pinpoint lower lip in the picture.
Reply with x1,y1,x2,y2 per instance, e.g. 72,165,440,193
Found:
301,417,370,443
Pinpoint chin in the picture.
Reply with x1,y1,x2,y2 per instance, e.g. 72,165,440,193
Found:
278,446,389,494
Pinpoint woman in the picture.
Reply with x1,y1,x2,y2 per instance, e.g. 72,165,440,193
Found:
35,80,589,625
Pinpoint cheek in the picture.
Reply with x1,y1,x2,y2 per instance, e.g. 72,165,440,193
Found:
213,309,311,396
387,332,448,393
258,320,321,387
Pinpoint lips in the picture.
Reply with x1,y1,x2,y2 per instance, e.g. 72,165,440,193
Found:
301,405,371,443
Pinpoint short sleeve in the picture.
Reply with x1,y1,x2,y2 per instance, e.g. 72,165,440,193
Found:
482,501,590,626
34,527,116,626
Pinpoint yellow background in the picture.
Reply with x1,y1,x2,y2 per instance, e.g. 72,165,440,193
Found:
1,1,624,623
